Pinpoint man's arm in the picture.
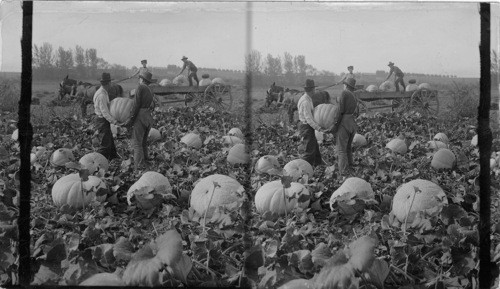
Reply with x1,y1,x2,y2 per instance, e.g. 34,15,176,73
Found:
129,86,144,123
385,68,393,81
177,63,187,75
299,101,322,131
97,93,117,124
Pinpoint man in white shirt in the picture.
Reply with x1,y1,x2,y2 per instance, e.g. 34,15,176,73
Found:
297,79,328,167
93,72,120,161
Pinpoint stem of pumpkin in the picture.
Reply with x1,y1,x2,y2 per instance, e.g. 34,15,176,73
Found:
203,185,217,232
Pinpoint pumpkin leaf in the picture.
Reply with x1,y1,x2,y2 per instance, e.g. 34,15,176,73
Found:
169,253,192,284
155,229,183,267
244,245,265,270
113,237,134,262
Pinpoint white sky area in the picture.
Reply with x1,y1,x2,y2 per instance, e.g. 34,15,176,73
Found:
1,1,499,77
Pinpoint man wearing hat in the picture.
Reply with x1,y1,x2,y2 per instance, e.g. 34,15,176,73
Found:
177,56,199,87
297,79,328,167
384,62,406,92
335,65,356,86
124,71,156,170
331,78,358,175
130,60,150,84
93,72,121,161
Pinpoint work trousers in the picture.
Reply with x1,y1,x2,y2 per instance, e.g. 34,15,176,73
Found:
95,117,118,161
132,109,154,170
336,114,357,174
394,76,406,92
188,72,199,87
298,123,322,167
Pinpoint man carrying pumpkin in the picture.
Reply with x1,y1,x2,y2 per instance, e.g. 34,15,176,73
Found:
124,71,156,170
297,79,328,167
384,62,406,92
177,56,199,87
331,78,358,175
93,72,121,161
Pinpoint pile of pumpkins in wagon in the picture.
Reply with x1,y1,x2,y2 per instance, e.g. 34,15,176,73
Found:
27,96,493,227
366,79,431,92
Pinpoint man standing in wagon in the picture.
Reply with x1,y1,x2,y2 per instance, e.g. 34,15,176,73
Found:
177,56,199,87
384,61,406,92
130,59,150,84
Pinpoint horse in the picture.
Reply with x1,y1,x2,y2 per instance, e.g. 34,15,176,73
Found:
265,82,285,107
282,89,331,123
58,75,79,100
75,83,124,117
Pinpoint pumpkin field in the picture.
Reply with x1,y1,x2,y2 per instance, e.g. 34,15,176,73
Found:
1,77,500,288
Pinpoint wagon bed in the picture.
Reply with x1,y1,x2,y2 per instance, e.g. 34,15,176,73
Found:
353,88,439,116
150,83,233,111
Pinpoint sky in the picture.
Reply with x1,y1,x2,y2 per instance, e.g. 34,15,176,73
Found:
1,1,499,77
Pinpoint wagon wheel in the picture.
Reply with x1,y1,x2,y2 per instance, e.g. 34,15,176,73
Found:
183,92,202,108
409,89,439,116
391,98,411,113
204,84,233,111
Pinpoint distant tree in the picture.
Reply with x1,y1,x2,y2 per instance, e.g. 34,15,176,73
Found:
96,57,109,70
55,46,74,71
33,42,55,69
246,49,262,75
283,52,294,85
85,48,98,79
74,45,86,78
264,54,282,79
294,55,306,84
305,64,318,76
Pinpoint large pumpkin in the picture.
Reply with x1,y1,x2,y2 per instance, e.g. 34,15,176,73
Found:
391,179,447,223
386,139,407,154
227,144,250,164
433,133,449,144
52,173,107,208
148,128,161,142
109,97,135,123
283,159,314,182
126,172,172,207
79,152,109,174
379,81,395,91
427,140,448,150
228,127,244,139
180,133,202,149
254,180,310,215
212,77,225,85
405,84,419,92
199,78,212,86
222,135,243,146
190,174,244,217
255,155,280,174
419,83,431,90
431,148,455,169
159,78,173,87
80,273,125,286
50,148,75,167
173,75,188,86
313,104,339,130
329,177,374,213
365,85,378,92
352,134,367,147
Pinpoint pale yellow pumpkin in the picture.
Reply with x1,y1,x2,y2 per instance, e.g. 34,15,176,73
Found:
254,180,310,215
148,128,161,142
283,159,314,181
199,78,212,86
180,133,202,149
419,83,432,90
51,173,107,208
352,134,367,147
80,273,125,286
222,135,243,145
228,127,244,139
386,139,407,154
109,97,134,123
212,77,225,85
427,140,448,150
329,177,375,212
313,104,339,130
405,84,419,92
431,148,455,169
79,152,109,174
190,174,244,217
391,179,447,223
227,144,250,164
433,133,449,144
50,148,75,167
255,155,280,174
126,172,172,207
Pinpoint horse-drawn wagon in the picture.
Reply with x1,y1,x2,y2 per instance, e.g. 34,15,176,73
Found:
353,87,439,116
149,82,233,111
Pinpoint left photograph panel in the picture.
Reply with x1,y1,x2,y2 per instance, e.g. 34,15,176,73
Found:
2,1,251,286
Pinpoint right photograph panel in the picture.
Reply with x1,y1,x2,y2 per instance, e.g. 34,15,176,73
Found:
246,2,497,288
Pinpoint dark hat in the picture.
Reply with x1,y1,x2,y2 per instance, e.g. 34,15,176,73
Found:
304,79,316,89
388,61,394,66
139,71,157,83
99,72,113,83
343,78,356,89
181,56,188,60
141,59,147,63
347,66,353,69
